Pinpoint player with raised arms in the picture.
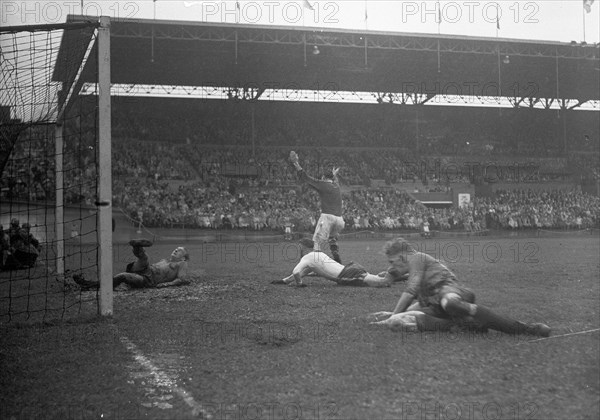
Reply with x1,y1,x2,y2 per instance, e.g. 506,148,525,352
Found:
289,151,344,263
370,237,551,336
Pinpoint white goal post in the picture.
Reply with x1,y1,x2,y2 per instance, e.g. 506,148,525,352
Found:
0,16,113,320
97,16,113,316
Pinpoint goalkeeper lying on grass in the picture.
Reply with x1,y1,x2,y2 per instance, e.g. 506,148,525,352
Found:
272,238,396,288
74,239,190,290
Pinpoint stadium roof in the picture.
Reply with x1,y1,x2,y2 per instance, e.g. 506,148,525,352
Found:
55,15,599,107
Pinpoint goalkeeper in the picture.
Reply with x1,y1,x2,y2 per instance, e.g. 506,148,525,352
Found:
289,151,344,263
271,238,392,288
74,240,190,289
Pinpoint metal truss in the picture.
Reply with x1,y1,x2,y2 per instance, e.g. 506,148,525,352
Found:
71,16,598,109
79,82,599,112
80,83,265,100
109,18,599,61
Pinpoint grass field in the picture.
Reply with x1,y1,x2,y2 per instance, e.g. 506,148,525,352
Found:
1,234,599,420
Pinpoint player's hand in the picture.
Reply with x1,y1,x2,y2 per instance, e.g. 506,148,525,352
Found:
368,311,393,322
289,151,299,164
332,167,340,176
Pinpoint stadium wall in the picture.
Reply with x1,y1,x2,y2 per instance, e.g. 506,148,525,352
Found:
487,181,579,192
581,181,600,197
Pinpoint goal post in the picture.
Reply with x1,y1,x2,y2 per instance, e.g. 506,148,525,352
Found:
97,16,113,316
0,17,113,322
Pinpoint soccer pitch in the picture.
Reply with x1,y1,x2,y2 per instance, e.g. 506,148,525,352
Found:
1,234,599,420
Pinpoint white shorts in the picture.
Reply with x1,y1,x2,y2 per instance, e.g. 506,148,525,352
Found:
313,213,345,250
293,251,343,280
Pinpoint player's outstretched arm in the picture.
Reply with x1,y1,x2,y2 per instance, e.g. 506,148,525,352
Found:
289,151,302,170
289,150,317,185
393,292,415,314
368,311,393,322
289,151,318,179
289,150,299,164
332,167,341,185
156,278,191,288
362,273,392,288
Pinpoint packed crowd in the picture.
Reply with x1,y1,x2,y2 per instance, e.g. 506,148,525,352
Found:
113,177,319,231
110,142,578,187
3,133,599,233
326,187,598,232
5,137,582,205
2,100,598,235
113,170,600,232
4,98,595,200
0,124,98,204
113,141,193,181
570,152,600,182
473,188,599,230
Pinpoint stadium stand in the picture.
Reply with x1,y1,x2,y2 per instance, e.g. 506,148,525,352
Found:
3,96,599,235
2,17,598,240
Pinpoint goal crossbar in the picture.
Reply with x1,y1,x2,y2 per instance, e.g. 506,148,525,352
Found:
0,21,99,35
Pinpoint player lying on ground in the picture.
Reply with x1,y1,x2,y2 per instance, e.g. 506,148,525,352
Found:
73,240,190,289
271,238,392,288
370,237,551,337
289,151,344,263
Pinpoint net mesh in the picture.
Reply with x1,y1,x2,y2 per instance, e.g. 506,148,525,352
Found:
0,22,102,323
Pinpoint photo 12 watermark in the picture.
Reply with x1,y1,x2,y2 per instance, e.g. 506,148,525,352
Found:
1,402,142,420
183,0,341,25
194,156,540,184
405,240,540,264
400,400,540,420
198,241,305,264
166,320,341,345
385,159,540,184
1,1,141,25
400,1,540,25
389,320,547,344
202,401,339,420
192,239,540,265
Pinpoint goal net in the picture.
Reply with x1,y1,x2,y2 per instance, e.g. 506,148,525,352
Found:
0,18,112,323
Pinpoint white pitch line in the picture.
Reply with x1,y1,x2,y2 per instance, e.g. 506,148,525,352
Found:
520,328,600,344
119,335,211,419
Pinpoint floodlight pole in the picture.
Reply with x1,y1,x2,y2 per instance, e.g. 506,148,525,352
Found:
98,16,113,316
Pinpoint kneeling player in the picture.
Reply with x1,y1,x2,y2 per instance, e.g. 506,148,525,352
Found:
272,238,390,288
370,237,551,337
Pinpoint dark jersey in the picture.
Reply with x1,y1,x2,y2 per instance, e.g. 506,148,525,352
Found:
405,252,459,299
298,170,342,216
